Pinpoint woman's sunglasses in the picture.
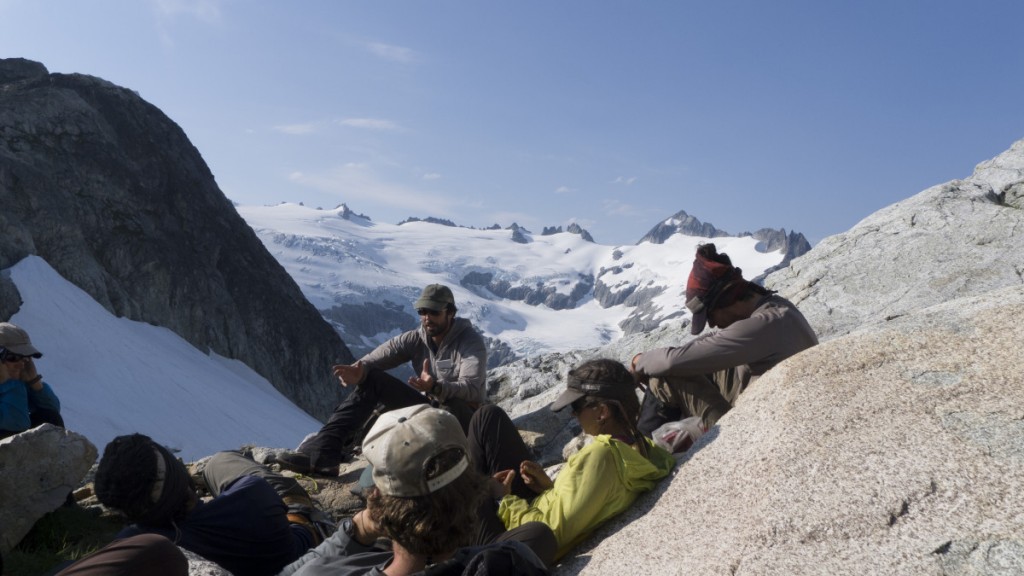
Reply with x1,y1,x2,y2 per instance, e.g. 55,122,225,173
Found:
570,397,591,414
0,349,28,363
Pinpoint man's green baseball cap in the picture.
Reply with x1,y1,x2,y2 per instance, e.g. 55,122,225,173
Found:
414,284,455,311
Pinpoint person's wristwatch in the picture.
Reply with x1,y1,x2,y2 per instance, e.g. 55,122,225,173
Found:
430,381,442,395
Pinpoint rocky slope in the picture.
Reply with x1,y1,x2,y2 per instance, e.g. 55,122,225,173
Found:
561,284,1024,575
765,139,1024,342
0,58,352,420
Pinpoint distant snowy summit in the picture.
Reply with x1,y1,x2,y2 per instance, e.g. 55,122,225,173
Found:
236,202,810,367
640,210,810,281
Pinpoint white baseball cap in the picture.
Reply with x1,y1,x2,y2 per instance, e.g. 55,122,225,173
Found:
361,404,469,497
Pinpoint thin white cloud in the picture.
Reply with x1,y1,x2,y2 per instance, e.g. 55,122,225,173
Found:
339,118,402,131
153,0,222,23
365,42,417,63
290,164,454,216
422,172,442,180
152,0,222,48
274,123,318,135
612,176,638,185
602,199,639,216
555,186,577,194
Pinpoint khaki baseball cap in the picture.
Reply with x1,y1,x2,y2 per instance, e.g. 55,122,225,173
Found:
361,404,469,497
0,322,43,358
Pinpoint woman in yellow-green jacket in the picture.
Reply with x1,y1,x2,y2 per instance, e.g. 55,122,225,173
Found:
469,358,675,562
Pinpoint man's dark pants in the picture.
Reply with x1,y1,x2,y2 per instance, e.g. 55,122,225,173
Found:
466,404,559,567
298,368,475,468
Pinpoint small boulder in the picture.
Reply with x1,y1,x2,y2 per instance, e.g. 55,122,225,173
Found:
0,424,97,553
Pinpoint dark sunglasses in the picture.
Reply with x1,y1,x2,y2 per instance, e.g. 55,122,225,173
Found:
570,397,590,414
417,308,444,317
0,349,28,363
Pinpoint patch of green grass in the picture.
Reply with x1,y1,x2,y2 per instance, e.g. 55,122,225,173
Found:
5,505,123,576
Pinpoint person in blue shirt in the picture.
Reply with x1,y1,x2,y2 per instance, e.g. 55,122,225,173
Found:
0,322,62,439
93,434,330,576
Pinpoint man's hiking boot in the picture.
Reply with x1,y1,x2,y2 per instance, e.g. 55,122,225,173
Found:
271,450,342,476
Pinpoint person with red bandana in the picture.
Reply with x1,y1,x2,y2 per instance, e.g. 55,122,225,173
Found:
630,243,819,437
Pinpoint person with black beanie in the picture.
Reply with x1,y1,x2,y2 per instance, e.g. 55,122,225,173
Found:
90,434,330,576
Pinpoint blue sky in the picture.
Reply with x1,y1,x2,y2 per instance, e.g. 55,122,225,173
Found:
2,0,1023,246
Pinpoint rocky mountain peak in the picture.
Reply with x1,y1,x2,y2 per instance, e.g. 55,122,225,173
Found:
639,210,811,278
0,58,351,420
0,58,48,85
540,223,595,243
566,222,595,243
638,209,726,243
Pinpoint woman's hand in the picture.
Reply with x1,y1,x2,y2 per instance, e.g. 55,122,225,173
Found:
21,357,38,381
519,460,553,493
491,469,515,498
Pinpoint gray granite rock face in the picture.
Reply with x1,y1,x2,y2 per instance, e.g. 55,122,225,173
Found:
182,549,232,576
0,58,352,420
0,424,97,553
766,138,1024,342
557,285,1024,575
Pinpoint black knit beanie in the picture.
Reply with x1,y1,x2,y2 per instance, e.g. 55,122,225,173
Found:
94,434,195,526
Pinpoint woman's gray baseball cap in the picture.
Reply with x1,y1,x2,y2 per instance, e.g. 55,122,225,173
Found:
0,323,43,358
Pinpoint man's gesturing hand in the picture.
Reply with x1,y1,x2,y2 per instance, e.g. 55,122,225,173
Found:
408,359,436,393
332,361,366,388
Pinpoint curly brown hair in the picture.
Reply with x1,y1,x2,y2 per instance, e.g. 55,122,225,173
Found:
366,446,485,556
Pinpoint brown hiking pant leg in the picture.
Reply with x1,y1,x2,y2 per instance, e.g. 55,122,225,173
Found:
652,364,751,428
55,534,187,576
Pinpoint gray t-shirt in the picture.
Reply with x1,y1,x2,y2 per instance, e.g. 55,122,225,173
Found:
636,294,819,382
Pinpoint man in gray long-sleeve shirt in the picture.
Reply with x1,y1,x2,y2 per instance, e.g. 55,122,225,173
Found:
631,244,818,436
276,284,488,475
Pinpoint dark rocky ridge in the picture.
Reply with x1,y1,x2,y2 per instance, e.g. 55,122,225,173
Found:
541,223,595,242
460,270,595,311
0,58,352,420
